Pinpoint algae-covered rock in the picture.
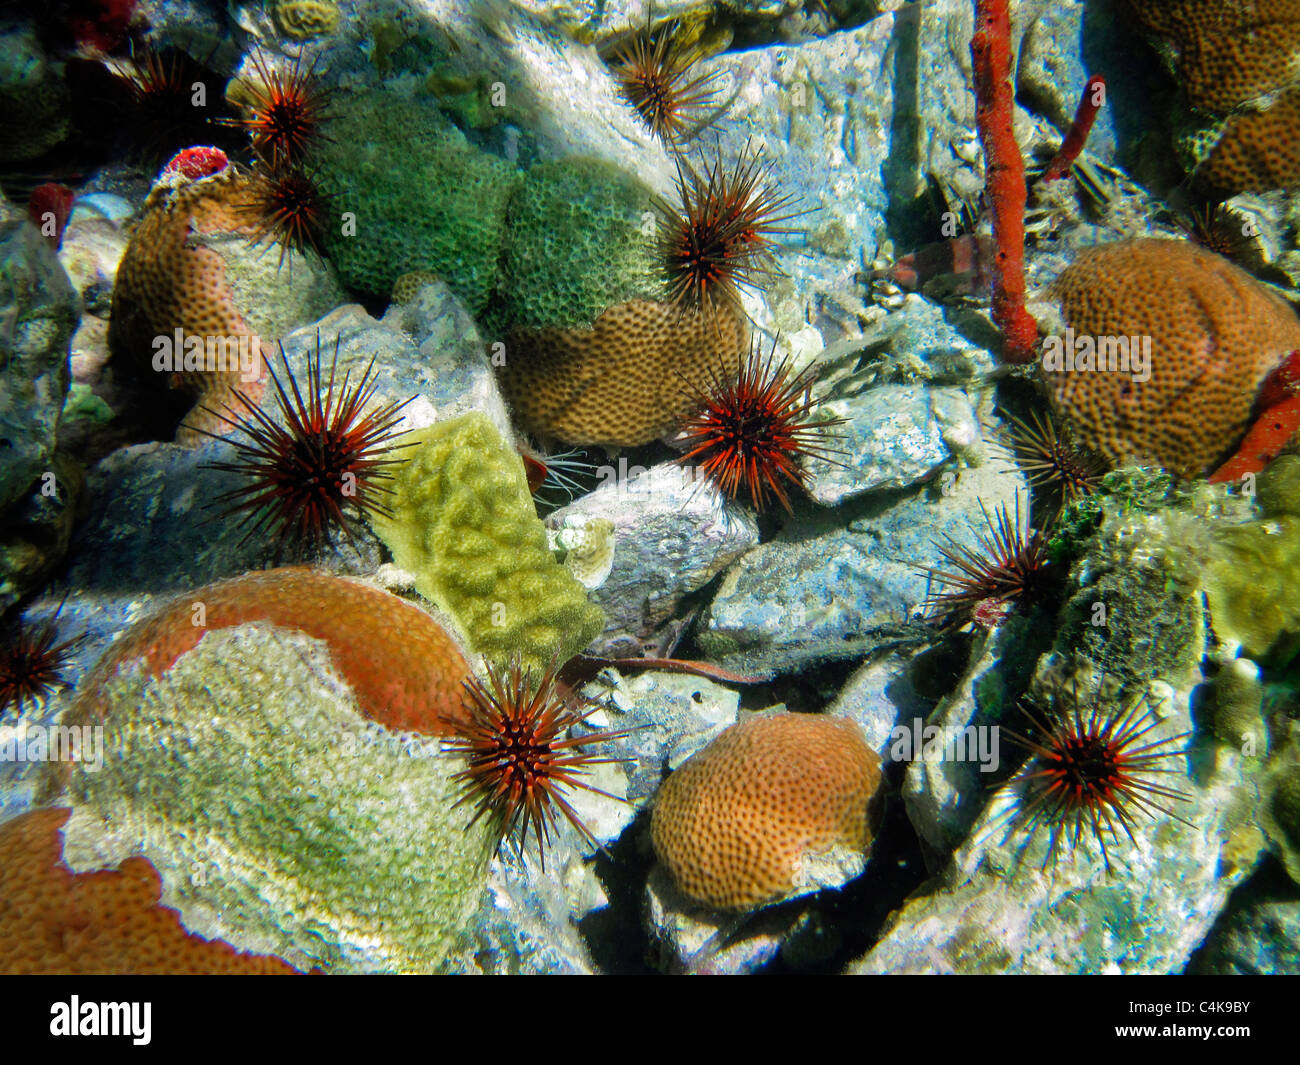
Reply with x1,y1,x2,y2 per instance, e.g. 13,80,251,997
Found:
1203,517,1300,662
371,411,605,672
314,91,520,311
495,157,663,333
57,623,495,974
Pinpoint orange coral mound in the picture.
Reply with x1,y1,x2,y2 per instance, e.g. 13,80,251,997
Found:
650,713,881,912
1043,238,1300,477
108,164,268,444
76,568,474,736
0,807,300,974
496,299,748,446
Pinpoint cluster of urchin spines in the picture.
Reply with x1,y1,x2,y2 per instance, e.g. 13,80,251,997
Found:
608,11,846,517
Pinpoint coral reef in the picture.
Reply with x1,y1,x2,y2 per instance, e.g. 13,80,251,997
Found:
651,712,881,912
0,808,300,975
369,412,605,673
270,0,340,41
312,91,519,312
1044,238,1300,477
497,299,748,446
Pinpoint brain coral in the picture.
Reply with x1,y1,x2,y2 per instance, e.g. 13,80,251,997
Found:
496,299,749,446
66,567,475,739
312,91,520,312
0,807,300,974
49,622,495,973
272,0,340,40
370,411,605,673
1043,238,1300,477
651,712,881,912
108,155,343,444
1129,0,1300,191
494,157,664,333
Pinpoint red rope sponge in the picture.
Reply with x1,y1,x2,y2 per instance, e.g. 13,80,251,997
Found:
971,0,1039,364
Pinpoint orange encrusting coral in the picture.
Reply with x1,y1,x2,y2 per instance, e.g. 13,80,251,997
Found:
0,808,300,974
651,713,881,912
73,568,474,737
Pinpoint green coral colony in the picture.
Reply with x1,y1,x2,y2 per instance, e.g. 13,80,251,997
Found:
3,0,1300,980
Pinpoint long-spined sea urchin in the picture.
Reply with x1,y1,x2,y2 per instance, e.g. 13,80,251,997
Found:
192,333,413,558
1000,685,1193,872
441,657,632,870
657,144,809,319
611,17,725,146
676,336,846,513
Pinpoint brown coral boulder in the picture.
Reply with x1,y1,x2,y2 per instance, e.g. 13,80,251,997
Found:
651,712,881,912
1043,238,1300,477
0,807,300,974
496,299,748,446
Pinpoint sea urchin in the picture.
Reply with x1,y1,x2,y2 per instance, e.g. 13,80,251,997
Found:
441,658,632,869
657,145,809,319
677,337,846,513
611,17,725,146
193,333,413,558
240,167,333,265
998,407,1103,509
222,51,330,170
1000,687,1192,872
922,497,1054,625
0,611,83,718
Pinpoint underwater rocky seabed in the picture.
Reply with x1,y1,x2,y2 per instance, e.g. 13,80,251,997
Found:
1,0,1300,974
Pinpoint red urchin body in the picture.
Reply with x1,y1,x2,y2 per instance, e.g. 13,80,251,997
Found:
1002,689,1192,872
192,333,413,558
677,338,845,513
923,497,1054,624
223,52,330,171
658,145,808,318
0,613,83,718
442,659,632,868
611,18,724,146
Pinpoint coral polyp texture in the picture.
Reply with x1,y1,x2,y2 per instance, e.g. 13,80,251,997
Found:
1129,0,1300,192
368,411,605,673
651,713,881,912
444,657,631,867
1043,238,1300,477
107,151,343,443
497,299,749,447
65,567,476,739
0,808,301,975
311,91,519,312
51,622,494,974
496,156,664,333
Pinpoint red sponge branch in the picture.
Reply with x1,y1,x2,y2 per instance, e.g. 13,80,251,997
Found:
1043,74,1107,182
971,0,1039,364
